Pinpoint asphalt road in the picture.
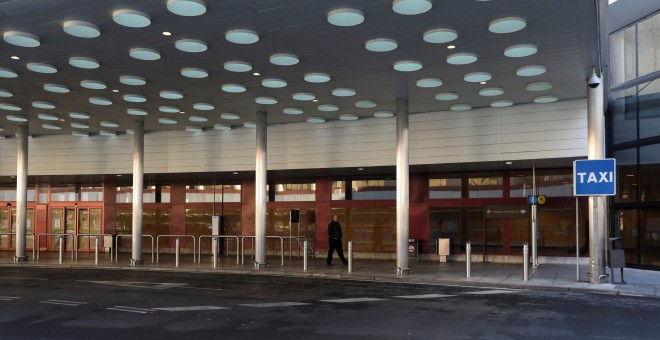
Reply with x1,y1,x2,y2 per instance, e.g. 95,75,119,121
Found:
0,267,658,339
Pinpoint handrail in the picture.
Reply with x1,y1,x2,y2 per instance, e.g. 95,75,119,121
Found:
114,234,155,263
75,233,113,260
197,235,240,264
36,233,74,260
0,232,36,260
156,234,196,263
239,235,285,266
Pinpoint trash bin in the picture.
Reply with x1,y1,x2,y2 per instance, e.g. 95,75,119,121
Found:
104,235,113,253
408,238,418,261
438,238,450,262
609,237,626,284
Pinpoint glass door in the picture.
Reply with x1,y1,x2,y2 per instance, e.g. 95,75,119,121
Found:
0,208,8,249
50,208,64,250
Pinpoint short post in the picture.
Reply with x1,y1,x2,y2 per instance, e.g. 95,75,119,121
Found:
523,243,529,282
95,237,100,265
348,241,353,273
58,235,64,265
466,241,471,278
303,240,308,272
213,237,218,269
175,238,180,268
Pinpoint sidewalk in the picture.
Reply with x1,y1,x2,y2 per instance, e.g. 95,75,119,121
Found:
1,251,658,298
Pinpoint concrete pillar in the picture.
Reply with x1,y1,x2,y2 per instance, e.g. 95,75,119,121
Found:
14,125,28,262
131,120,144,266
254,111,268,269
395,98,411,276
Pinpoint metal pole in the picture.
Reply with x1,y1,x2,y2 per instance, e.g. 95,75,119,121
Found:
466,241,471,278
532,165,538,268
303,240,308,272
348,241,353,273
59,235,64,265
14,125,28,262
131,120,145,266
175,238,180,268
254,110,268,269
395,98,410,276
95,237,99,265
213,237,218,268
576,196,580,282
523,243,529,282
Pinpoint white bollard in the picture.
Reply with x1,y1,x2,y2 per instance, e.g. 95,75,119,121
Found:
95,237,99,265
175,238,180,268
348,241,353,273
59,236,64,265
303,241,308,272
466,241,471,278
523,243,529,282
213,237,218,269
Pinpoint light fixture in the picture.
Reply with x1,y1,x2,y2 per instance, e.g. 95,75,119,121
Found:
491,100,514,108
357,167,364,171
0,103,22,111
327,8,364,26
189,115,208,122
181,67,208,78
129,47,160,61
526,82,553,91
304,72,331,83
72,131,90,137
214,124,231,131
533,95,558,104
100,121,119,128
365,38,398,52
123,94,146,103
339,114,359,121
43,84,70,93
10,56,20,60
3,31,40,47
392,0,432,15
253,72,260,76
332,88,356,97
416,78,443,88
159,106,180,113
423,28,457,43
119,75,147,86
516,65,546,77
446,53,477,65
283,108,303,115
504,44,538,58
99,130,117,136
158,117,178,125
447,45,456,49
225,29,259,44
464,72,492,83
489,17,527,34
505,161,513,165
450,104,472,111
27,62,57,74
70,122,89,129
255,97,277,105
262,78,287,88
32,101,55,109
479,87,504,96
127,109,148,116
318,104,339,111
80,80,107,89
306,117,325,123
69,112,91,119
160,90,184,99
479,81,487,85
63,20,101,38
394,60,423,72
292,93,315,101
221,113,240,120
162,31,172,36
355,100,377,108
374,111,394,118
6,115,27,121
193,103,214,110
223,60,252,72
185,125,203,132
0,89,12,97
435,92,459,101
112,89,119,93
42,123,61,130
167,0,207,16
221,84,246,93
270,53,299,66
243,121,256,128
112,9,151,28
175,39,207,53
89,97,112,105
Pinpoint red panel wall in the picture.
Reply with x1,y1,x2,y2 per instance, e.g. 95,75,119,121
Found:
240,178,255,236
315,177,332,252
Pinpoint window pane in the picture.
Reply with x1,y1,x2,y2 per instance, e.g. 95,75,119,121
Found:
51,185,77,201
638,13,660,77
617,209,639,264
352,180,396,200
640,209,660,266
610,26,636,86
331,207,396,253
468,176,502,198
80,186,102,201
274,183,315,201
331,181,346,200
639,144,660,202
429,208,463,254
429,178,461,199
610,88,638,144
638,79,660,139
615,148,638,203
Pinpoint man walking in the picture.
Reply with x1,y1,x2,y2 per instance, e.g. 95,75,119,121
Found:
327,214,348,266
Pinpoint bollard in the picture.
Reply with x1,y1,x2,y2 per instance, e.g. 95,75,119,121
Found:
466,241,471,278
348,241,353,273
175,238,180,268
213,237,218,269
95,237,100,265
59,235,64,265
303,241,308,272
523,243,529,282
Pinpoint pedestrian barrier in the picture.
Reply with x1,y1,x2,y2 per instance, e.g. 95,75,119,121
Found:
156,234,196,263
239,235,285,266
37,233,74,261
114,234,155,263
197,235,240,265
0,232,36,260
75,234,113,261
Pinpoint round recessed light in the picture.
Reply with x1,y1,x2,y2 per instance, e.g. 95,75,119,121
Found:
99,130,117,137
327,8,364,26
491,100,514,107
394,60,423,72
186,125,203,132
80,80,107,90
69,56,100,69
63,20,101,38
0,67,18,78
123,94,147,103
307,117,325,123
374,110,394,118
304,72,331,83
181,67,208,78
0,103,22,111
0,89,12,97
262,78,287,88
221,84,246,93
214,123,231,131
221,112,240,120
160,106,180,113
193,103,214,110
534,95,558,104
504,44,538,58
489,17,527,34
392,0,432,15
175,39,207,53
318,104,339,112
189,115,208,122
464,72,492,83
283,108,303,115
355,100,376,108
72,131,90,137
167,0,207,16
89,97,112,105
100,121,119,128
526,82,553,91
450,104,472,111
365,38,398,52
270,53,299,66
243,121,256,128
6,115,27,121
69,112,90,119
32,101,55,109
70,122,89,129
119,75,146,86
43,84,70,94
255,96,277,105
416,78,443,88
479,87,504,96
447,53,478,65
516,65,546,77
42,123,62,130
160,90,184,99
158,117,178,124
3,31,40,47
423,28,458,43
435,92,459,101
113,9,151,28
27,62,57,74
339,114,359,121
292,93,315,101
129,47,160,61
332,88,356,97
225,29,259,44
224,60,252,72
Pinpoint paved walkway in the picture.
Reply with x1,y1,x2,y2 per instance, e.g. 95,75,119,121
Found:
1,251,658,298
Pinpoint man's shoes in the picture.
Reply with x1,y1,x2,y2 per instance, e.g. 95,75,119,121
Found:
327,263,334,266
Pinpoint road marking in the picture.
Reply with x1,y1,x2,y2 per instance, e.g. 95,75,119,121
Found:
153,306,229,312
393,294,455,299
0,277,48,281
463,290,520,295
180,286,223,292
81,280,188,290
319,298,387,303
107,306,156,314
239,302,311,308
0,296,20,301
40,299,87,306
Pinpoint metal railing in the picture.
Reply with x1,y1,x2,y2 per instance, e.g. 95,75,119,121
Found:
197,235,240,264
239,235,285,266
0,232,36,259
156,234,196,263
36,233,74,260
114,234,155,263
75,233,113,260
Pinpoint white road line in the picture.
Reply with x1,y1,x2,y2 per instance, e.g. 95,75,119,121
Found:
0,296,20,301
47,299,87,305
239,302,311,308
106,307,150,314
319,298,387,303
107,306,156,314
153,306,230,311
40,301,80,306
393,294,456,299
463,290,520,295
180,287,223,291
81,281,188,290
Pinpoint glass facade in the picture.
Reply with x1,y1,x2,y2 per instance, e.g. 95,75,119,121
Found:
352,180,396,200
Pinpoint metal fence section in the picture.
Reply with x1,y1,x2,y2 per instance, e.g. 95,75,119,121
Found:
0,232,36,260
239,235,285,266
197,235,240,264
75,234,113,260
114,234,155,263
36,233,74,260
156,234,196,263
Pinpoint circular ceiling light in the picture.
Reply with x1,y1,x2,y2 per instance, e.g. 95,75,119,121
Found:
283,108,303,115
127,108,148,116
0,103,22,111
270,53,299,66
307,117,325,124
526,82,553,91
464,72,492,83
69,56,100,69
181,67,208,78
255,96,277,105
6,115,27,121
0,89,12,97
129,47,160,61
491,100,514,107
318,104,339,111
193,103,214,110
224,60,252,72
450,104,472,111
175,39,207,53
189,115,208,122
99,130,117,137
327,8,364,26
221,112,240,120
186,126,204,132
416,78,443,88
243,121,256,128
89,97,112,105
339,114,358,121
332,88,356,97
489,17,527,34
159,117,178,125
63,20,101,38
214,123,231,131
119,75,146,86
3,31,40,47
69,112,90,119
292,93,315,101
123,94,147,103
160,90,184,99
304,72,331,83
365,38,398,52
72,131,90,137
225,29,259,44
374,110,394,118
43,84,70,93
516,65,546,77
479,87,504,96
112,9,151,28
0,68,18,78
392,0,432,15
27,62,57,74
100,121,119,128
355,100,376,108
435,92,459,101
504,44,538,58
446,53,477,65
32,101,55,109
167,0,207,16
160,106,180,113
70,122,89,129
262,78,287,88
221,84,246,93
80,80,107,89
423,28,458,43
534,95,558,104
42,123,62,130
394,60,423,72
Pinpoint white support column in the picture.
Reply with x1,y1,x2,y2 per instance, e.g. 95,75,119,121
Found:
395,98,411,276
587,75,606,283
255,111,268,269
14,125,28,262
131,120,144,266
